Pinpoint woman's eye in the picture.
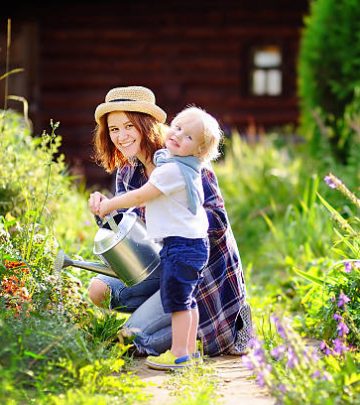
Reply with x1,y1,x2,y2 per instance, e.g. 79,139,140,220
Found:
187,135,192,140
126,124,134,129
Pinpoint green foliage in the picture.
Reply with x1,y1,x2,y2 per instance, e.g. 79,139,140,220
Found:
298,0,360,161
215,133,359,403
243,317,360,405
214,134,345,287
0,310,108,400
293,174,360,347
82,307,129,347
215,134,303,275
1,99,359,402
0,109,94,260
0,110,148,403
165,364,220,405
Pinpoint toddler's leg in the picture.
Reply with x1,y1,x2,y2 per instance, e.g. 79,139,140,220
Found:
170,310,192,358
188,307,199,354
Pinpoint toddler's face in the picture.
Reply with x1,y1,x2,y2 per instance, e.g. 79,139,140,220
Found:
165,111,204,157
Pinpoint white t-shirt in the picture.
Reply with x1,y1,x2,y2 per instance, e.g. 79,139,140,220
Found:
146,162,209,240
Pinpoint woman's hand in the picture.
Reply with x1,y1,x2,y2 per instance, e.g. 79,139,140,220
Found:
88,191,108,215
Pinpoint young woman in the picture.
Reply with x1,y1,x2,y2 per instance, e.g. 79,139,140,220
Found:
88,86,252,357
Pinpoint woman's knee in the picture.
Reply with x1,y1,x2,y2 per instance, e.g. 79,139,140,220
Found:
88,279,109,307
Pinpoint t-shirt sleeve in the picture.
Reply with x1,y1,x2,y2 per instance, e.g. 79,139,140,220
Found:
149,162,185,196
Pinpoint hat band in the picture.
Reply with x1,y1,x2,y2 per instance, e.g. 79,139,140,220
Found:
110,98,135,102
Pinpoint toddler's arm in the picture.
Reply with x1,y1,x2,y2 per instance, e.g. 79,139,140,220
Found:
99,181,162,217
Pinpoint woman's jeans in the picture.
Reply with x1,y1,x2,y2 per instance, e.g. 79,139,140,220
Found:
93,264,171,355
125,290,171,355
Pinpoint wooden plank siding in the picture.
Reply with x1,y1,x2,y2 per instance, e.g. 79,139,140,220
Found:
2,0,309,188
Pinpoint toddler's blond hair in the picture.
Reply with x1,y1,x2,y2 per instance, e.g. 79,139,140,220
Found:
174,106,223,162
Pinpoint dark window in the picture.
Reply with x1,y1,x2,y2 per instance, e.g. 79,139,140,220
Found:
250,45,282,96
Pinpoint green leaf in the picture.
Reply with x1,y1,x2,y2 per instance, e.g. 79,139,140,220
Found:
293,267,336,286
23,350,46,360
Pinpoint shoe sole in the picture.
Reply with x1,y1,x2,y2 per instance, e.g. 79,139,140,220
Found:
145,358,192,371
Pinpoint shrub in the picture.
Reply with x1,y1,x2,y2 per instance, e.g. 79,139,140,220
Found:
298,0,360,161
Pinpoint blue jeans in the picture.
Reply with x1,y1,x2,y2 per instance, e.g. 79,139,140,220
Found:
93,265,171,355
125,290,171,355
94,261,162,312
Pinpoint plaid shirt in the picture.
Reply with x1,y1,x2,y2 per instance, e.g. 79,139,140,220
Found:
115,160,249,356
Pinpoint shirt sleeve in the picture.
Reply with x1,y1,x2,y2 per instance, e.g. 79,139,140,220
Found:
149,162,185,196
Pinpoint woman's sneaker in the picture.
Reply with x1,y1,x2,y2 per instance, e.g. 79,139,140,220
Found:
145,350,192,370
191,350,203,364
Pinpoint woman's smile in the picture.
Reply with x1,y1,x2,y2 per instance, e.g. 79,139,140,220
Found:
119,139,136,149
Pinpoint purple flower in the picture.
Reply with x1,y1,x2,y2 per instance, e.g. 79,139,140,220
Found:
249,339,267,364
344,262,352,273
248,337,259,349
324,175,337,189
333,313,342,322
311,370,321,379
255,365,271,388
337,321,349,337
337,292,350,307
242,355,255,370
332,338,348,355
270,345,286,360
354,261,360,269
278,384,287,393
320,341,332,356
256,372,266,388
271,316,287,339
286,347,298,369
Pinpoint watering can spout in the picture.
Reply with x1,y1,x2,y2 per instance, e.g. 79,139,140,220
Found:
54,250,118,278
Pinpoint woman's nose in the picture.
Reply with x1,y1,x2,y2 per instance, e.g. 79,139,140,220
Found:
117,129,128,140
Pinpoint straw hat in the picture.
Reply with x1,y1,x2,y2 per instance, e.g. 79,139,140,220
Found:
94,86,167,124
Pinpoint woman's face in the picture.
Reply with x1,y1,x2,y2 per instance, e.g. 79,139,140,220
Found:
107,111,145,161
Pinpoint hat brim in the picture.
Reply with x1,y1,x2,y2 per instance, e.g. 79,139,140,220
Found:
95,101,167,124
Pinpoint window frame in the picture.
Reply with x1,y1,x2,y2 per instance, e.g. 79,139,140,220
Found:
241,40,295,99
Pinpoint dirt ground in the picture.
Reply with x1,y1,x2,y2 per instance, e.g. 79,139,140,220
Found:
130,355,275,405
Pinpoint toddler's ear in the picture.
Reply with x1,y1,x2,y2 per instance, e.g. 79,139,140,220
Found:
196,144,205,159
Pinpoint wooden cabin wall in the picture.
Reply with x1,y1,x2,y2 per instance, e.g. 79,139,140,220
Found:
2,0,309,189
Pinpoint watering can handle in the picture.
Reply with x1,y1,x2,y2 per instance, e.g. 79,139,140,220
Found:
94,207,135,230
93,213,118,232
94,215,103,227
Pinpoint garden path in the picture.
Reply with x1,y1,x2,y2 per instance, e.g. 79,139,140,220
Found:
131,355,275,405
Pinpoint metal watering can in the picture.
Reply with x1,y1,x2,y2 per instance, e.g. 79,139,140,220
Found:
54,211,162,286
